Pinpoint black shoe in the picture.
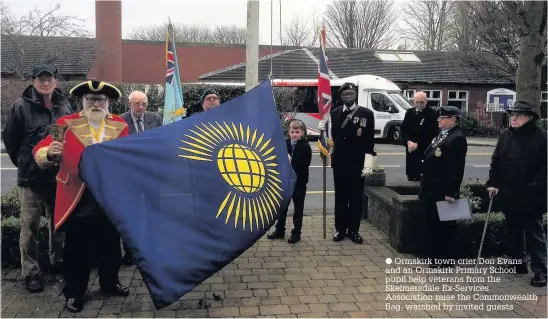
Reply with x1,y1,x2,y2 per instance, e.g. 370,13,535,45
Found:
25,274,43,293
121,253,134,266
267,230,284,240
101,283,129,297
287,233,301,244
531,273,547,287
348,232,363,244
407,177,420,182
65,297,84,313
332,231,345,242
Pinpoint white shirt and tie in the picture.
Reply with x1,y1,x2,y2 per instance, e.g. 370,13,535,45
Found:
131,111,145,133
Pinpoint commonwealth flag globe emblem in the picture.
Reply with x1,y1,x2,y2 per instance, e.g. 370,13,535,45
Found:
218,144,265,193
179,121,283,231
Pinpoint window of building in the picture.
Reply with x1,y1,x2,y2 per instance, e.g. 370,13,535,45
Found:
371,93,398,113
447,90,469,112
374,52,400,62
421,90,442,108
293,87,318,113
403,90,415,102
541,91,547,118
396,52,421,62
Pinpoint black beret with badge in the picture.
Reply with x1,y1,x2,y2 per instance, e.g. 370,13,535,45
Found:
506,100,539,119
437,105,462,117
338,82,357,94
69,80,122,100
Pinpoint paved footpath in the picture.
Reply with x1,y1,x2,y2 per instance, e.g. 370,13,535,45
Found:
2,215,546,318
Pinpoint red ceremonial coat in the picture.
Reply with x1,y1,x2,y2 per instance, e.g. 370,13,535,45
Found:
33,111,129,231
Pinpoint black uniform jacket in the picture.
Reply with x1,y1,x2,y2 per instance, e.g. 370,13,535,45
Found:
486,121,547,215
330,105,375,173
419,126,468,201
401,106,438,150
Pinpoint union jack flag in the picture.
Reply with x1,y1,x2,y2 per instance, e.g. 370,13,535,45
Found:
166,43,175,84
162,22,185,125
317,24,331,158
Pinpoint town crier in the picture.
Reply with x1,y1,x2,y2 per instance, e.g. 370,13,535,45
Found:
32,80,130,313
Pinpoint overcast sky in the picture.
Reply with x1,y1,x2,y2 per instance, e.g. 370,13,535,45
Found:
2,0,344,45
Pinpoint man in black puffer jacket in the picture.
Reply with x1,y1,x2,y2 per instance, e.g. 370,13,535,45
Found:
2,64,73,292
486,100,547,287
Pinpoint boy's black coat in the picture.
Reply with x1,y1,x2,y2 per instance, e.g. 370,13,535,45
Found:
286,138,312,184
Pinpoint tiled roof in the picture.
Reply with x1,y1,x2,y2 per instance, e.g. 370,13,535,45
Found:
1,35,95,77
198,48,515,85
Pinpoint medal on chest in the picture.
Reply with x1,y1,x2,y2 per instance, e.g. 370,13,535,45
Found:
352,117,359,124
420,118,425,126
360,118,367,127
356,128,362,136
435,147,442,157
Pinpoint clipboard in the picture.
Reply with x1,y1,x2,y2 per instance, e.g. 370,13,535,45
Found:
436,198,472,221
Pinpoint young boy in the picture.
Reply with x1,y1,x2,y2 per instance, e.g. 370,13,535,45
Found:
267,119,312,243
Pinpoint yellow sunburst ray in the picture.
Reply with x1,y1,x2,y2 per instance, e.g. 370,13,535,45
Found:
269,174,282,184
179,147,212,158
223,121,236,140
255,133,264,149
208,122,226,141
177,155,213,161
262,146,275,157
217,192,232,218
180,141,212,153
258,195,271,224
263,192,277,220
267,169,279,175
225,193,237,223
185,133,215,150
239,123,245,143
248,198,254,232
196,125,221,144
264,155,276,162
242,197,247,230
251,129,258,147
214,121,230,140
234,197,241,228
266,163,278,167
188,129,217,148
245,125,250,145
259,138,271,153
201,123,223,143
266,185,283,200
253,198,263,229
231,123,240,140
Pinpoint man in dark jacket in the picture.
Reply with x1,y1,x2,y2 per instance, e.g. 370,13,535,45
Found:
185,89,220,118
318,83,376,244
401,91,438,181
267,119,312,243
486,100,547,287
418,105,467,267
2,64,73,292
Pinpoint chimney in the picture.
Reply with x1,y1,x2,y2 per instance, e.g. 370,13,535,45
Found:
91,0,123,82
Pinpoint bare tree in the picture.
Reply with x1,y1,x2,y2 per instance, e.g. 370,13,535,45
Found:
446,2,484,52
1,3,92,80
400,0,457,51
127,24,246,44
281,14,321,47
324,0,397,49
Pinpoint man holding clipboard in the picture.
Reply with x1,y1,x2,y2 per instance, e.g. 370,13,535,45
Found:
418,105,468,267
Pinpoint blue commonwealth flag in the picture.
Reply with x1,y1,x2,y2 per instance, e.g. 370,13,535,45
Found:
79,80,296,309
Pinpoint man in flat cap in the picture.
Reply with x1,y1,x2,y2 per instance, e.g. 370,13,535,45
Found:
486,101,547,287
318,82,376,244
401,91,438,181
32,80,130,313
2,64,73,292
418,105,467,267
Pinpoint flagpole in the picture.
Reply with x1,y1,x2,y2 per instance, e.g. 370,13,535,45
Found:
320,22,327,240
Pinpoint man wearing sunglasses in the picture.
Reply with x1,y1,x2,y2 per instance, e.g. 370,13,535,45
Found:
418,105,468,267
486,100,547,287
186,89,221,117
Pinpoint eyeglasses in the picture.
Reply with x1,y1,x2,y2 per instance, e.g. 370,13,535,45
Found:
85,97,108,105
131,102,148,107
509,113,527,117
205,96,219,101
438,116,454,120
341,92,356,97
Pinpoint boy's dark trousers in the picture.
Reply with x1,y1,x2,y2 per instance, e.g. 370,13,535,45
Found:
275,181,307,235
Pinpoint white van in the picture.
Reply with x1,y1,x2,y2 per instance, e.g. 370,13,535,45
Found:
329,75,412,141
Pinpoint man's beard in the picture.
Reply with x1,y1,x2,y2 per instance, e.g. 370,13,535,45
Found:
83,106,108,125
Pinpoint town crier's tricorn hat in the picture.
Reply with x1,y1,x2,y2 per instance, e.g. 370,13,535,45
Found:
69,80,122,99
506,100,539,119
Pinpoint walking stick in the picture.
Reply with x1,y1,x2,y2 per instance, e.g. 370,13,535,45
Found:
475,194,495,268
322,155,327,239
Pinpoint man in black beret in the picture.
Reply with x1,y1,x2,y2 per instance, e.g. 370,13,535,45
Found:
486,100,547,287
186,89,220,117
318,82,376,244
418,105,468,267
